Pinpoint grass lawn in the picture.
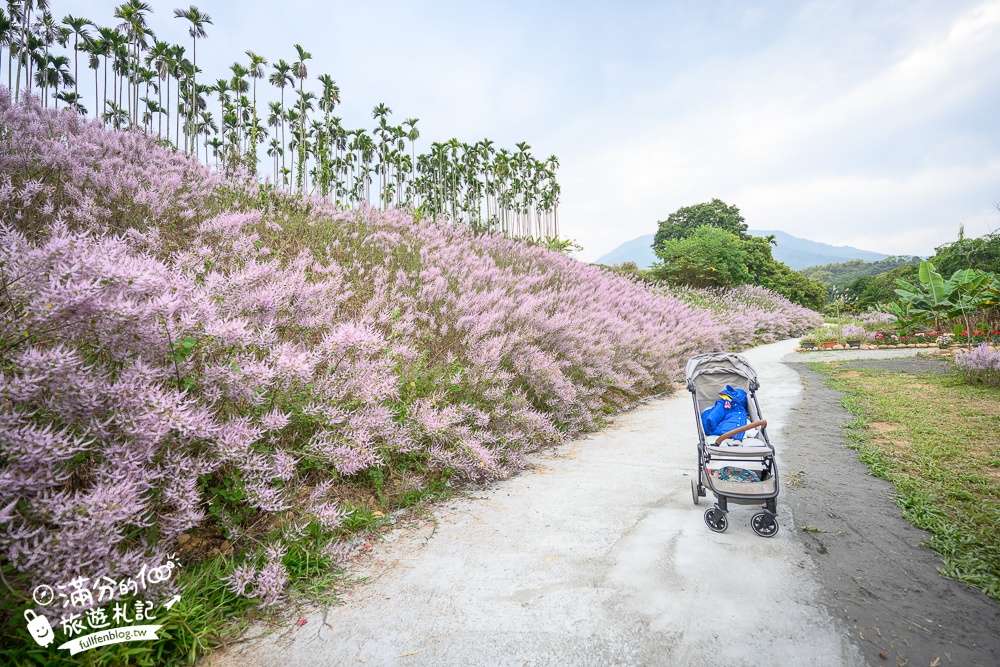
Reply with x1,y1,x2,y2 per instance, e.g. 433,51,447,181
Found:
813,361,1000,602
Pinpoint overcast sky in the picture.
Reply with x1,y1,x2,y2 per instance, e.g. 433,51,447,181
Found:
74,0,1000,260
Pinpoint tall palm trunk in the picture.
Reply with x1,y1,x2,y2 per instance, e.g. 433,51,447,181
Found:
73,36,79,99
102,54,108,119
15,6,30,102
133,42,140,126
189,36,197,154
175,81,181,147
14,39,22,101
157,78,163,138
280,90,286,189
165,73,170,143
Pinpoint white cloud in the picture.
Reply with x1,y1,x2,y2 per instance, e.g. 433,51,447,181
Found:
563,1,1000,260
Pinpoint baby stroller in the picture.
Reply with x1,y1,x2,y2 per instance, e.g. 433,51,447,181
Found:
686,352,779,537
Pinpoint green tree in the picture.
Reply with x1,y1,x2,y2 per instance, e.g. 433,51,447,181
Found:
653,198,749,249
651,209,826,309
932,228,1000,277
268,59,293,187
894,260,1000,335
742,234,826,310
292,43,311,192
652,225,750,288
61,14,92,101
761,264,827,311
173,5,212,153
801,256,922,292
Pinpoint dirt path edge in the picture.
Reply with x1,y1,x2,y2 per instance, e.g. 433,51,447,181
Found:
781,361,1000,667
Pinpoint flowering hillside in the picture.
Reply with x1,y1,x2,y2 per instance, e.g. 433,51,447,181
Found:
0,92,820,612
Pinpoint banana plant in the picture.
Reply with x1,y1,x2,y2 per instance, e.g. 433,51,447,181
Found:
945,269,999,345
895,261,999,340
880,300,924,335
894,261,950,329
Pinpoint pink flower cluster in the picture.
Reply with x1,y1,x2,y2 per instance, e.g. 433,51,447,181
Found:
0,93,819,604
0,89,219,237
955,344,1000,388
670,284,822,349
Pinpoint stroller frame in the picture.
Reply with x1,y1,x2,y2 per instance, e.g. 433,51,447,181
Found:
686,352,780,537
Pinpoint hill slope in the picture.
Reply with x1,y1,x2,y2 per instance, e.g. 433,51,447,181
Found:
754,230,888,269
801,256,922,289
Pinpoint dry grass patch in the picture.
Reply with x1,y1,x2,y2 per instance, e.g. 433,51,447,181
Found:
868,421,900,435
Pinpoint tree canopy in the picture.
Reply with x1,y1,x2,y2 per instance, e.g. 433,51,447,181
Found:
649,200,826,310
931,229,1000,276
800,256,922,292
0,1,561,239
842,229,1000,313
652,226,750,288
653,198,749,249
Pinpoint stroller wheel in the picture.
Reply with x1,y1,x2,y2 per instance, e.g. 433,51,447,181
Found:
751,512,779,538
691,478,700,505
704,508,728,533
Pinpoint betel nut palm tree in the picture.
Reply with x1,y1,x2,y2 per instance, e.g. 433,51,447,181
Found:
173,4,211,153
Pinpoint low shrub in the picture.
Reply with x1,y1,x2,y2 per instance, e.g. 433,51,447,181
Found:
955,344,1000,388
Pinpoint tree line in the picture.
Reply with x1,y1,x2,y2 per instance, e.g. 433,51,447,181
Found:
839,225,1000,313
800,256,922,295
0,0,561,238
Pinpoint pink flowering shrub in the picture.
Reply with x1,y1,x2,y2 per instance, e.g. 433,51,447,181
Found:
0,93,819,606
858,311,897,328
670,284,822,349
841,323,873,342
955,344,1000,388
0,89,220,239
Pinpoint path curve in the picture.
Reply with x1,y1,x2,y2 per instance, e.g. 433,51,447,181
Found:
209,339,864,667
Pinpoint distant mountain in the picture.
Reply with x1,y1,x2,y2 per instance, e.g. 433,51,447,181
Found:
595,229,889,271
595,234,659,269
751,230,888,270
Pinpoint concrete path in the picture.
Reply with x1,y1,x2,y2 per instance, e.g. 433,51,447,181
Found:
208,339,865,667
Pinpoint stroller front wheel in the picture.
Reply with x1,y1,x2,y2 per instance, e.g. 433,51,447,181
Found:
691,478,700,505
704,508,728,533
751,512,779,538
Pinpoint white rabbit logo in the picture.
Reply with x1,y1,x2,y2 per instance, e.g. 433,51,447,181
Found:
24,609,55,647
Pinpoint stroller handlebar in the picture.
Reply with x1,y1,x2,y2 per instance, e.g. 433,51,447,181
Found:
715,419,767,446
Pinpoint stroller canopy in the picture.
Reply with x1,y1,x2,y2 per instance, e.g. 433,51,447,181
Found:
685,353,760,407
